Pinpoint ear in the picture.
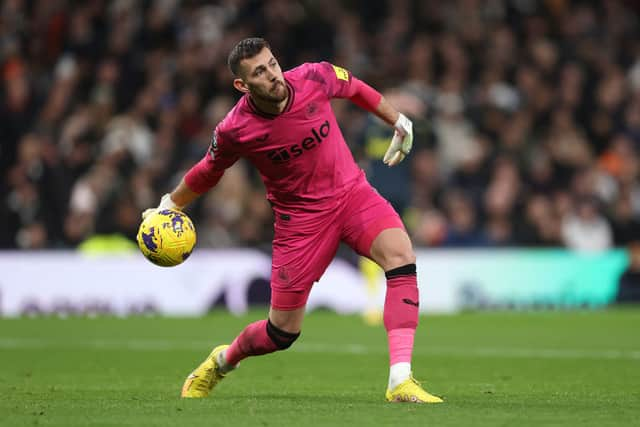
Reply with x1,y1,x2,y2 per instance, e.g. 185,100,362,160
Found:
233,78,249,94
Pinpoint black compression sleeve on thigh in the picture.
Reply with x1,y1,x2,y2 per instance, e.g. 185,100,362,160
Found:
266,319,301,350
385,263,417,279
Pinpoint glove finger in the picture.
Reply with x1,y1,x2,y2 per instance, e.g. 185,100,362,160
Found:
383,147,394,163
383,133,403,163
387,151,405,166
383,146,395,163
401,133,413,155
141,208,156,220
394,151,406,165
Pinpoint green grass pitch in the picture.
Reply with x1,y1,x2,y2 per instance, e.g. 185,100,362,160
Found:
1,309,639,426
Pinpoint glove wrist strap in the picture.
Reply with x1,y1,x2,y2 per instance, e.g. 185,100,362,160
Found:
158,193,181,211
394,113,411,133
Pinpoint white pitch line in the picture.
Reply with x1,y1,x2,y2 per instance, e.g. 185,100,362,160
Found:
419,346,640,360
0,338,639,360
0,338,211,351
294,343,640,360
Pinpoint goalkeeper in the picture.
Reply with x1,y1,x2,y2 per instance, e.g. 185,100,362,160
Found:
144,38,442,404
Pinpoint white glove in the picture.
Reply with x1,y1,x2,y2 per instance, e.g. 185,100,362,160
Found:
141,193,181,220
383,113,413,166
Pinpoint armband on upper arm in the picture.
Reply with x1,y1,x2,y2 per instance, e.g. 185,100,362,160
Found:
331,64,350,82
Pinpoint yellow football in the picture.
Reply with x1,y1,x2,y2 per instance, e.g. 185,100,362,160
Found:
136,209,196,267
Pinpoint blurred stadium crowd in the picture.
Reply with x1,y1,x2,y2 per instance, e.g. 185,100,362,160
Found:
2,0,640,252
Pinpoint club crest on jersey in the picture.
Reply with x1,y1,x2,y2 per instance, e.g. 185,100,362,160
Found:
305,102,318,118
266,120,330,164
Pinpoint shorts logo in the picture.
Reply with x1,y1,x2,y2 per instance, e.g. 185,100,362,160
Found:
332,64,349,81
267,120,330,164
277,266,290,284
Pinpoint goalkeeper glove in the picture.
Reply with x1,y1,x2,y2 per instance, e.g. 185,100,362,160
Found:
383,113,413,166
141,193,181,220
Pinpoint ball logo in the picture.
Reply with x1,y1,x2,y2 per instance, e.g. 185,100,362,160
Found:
267,120,330,164
166,211,185,237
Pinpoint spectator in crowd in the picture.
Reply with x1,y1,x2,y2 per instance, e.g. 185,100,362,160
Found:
561,196,613,252
1,0,639,252
616,241,640,303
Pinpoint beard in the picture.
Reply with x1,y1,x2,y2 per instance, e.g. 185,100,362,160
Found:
251,80,288,103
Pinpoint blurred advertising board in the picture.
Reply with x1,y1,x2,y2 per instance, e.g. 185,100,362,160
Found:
0,249,628,317
414,249,628,312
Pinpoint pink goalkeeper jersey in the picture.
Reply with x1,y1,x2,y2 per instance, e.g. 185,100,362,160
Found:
186,62,370,212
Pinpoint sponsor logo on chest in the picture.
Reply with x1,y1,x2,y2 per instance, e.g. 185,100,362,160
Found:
266,120,330,164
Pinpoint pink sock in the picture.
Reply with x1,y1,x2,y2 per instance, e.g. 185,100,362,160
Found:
384,267,419,365
225,320,279,366
387,328,416,365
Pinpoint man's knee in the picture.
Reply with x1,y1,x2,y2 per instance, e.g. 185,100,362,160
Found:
388,251,416,269
266,319,300,350
371,229,416,270
380,248,416,271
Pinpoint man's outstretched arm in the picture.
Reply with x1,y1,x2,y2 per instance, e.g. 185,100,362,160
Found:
142,128,238,219
345,76,414,166
169,178,201,208
141,178,203,219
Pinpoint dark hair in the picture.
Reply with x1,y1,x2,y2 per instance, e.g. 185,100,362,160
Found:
227,37,271,76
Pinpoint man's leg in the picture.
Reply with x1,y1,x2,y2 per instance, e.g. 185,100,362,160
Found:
221,305,305,368
339,180,441,402
181,301,306,398
369,228,417,386
369,228,442,403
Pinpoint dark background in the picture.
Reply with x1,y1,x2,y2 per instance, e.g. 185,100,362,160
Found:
2,0,640,253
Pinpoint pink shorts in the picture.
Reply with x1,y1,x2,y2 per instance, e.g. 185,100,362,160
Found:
270,179,404,310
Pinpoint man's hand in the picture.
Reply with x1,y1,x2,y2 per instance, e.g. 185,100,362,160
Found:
383,113,413,166
141,194,181,220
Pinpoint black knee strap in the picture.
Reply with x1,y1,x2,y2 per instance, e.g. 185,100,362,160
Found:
266,319,300,350
385,263,416,279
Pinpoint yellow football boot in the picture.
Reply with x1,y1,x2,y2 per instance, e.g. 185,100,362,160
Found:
385,376,444,403
181,344,230,398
